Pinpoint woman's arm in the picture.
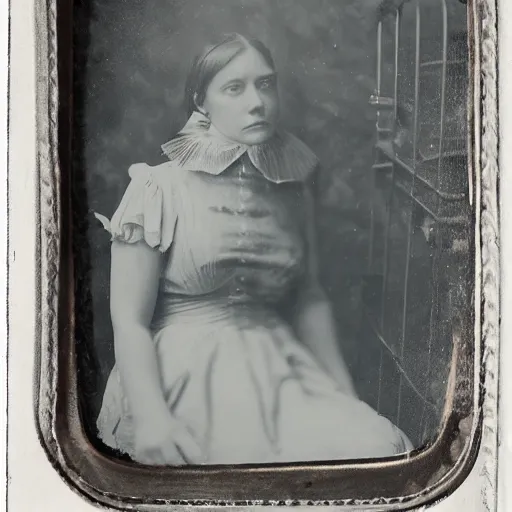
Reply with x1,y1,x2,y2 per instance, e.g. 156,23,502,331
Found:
110,239,168,423
110,239,202,464
292,186,357,397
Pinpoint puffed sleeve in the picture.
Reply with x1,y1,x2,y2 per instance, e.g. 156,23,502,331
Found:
107,163,178,253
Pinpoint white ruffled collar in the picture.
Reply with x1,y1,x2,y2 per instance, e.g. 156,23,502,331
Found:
161,112,318,184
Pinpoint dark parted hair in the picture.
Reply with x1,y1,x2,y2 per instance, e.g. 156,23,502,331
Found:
184,33,276,116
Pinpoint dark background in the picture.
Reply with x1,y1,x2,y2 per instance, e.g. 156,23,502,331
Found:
73,0,469,444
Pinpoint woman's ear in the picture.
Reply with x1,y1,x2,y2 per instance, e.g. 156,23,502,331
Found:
193,93,209,118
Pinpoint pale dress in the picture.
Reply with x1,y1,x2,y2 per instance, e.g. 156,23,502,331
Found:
96,153,412,465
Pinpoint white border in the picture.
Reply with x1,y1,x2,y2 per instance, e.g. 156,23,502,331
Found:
7,0,90,509
498,0,511,508
1,0,8,507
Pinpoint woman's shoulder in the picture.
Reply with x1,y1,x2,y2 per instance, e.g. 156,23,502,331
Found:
126,160,187,189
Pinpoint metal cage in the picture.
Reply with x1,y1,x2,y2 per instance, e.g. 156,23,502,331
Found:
359,0,471,448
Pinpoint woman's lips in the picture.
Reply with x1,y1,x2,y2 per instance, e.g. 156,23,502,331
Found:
244,121,270,131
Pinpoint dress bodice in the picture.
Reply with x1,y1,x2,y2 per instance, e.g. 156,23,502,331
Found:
166,156,307,304
108,155,310,308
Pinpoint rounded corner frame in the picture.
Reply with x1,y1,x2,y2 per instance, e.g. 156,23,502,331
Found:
32,0,500,509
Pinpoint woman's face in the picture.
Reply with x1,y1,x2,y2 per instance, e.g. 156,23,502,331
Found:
201,47,279,145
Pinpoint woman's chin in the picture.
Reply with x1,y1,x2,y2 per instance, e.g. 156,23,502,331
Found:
236,126,276,146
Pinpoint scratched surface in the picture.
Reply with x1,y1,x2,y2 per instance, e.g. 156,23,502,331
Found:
71,0,471,451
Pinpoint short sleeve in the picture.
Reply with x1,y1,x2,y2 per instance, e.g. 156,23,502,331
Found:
108,163,178,253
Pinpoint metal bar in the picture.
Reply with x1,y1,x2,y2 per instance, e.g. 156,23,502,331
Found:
363,309,438,411
373,19,384,407
397,0,421,427
437,0,448,195
376,21,383,96
394,181,469,226
376,141,466,201
372,162,394,170
377,0,412,22
369,95,395,108
368,20,384,274
420,230,442,445
379,8,402,336
377,9,401,412
377,347,384,413
419,0,449,444
420,59,465,68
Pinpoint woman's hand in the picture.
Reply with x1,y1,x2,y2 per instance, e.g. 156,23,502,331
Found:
294,286,358,399
134,410,204,466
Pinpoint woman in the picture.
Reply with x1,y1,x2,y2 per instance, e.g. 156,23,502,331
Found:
96,33,412,465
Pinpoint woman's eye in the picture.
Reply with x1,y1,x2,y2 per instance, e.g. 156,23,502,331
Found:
259,78,276,90
224,84,243,95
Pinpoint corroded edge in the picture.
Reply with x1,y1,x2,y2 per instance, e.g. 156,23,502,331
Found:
34,0,61,464
476,0,500,509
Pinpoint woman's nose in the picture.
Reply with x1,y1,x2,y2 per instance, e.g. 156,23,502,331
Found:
246,85,265,112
